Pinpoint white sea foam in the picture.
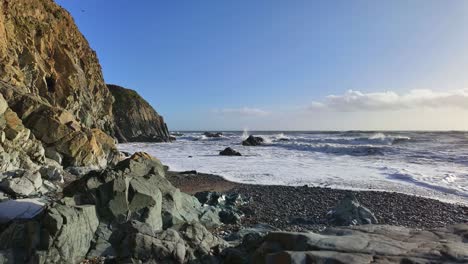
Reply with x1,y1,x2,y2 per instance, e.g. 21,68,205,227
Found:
119,131,468,205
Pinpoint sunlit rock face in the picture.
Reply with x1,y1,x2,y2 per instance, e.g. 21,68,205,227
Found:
0,0,114,134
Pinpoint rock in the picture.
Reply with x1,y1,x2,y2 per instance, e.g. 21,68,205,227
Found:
169,135,177,141
0,0,114,133
0,202,99,263
108,84,170,143
44,148,63,165
219,210,241,225
242,135,265,146
199,206,223,228
204,132,223,138
195,191,223,206
39,166,64,182
230,224,468,264
327,193,378,226
63,152,204,230
220,147,242,156
180,170,198,175
0,171,42,197
0,95,46,172
110,220,227,263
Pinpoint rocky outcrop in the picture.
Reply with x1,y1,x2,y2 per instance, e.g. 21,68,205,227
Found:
0,81,119,169
108,84,170,143
0,93,45,172
242,135,265,146
220,147,242,156
0,152,229,263
0,0,114,133
224,224,468,263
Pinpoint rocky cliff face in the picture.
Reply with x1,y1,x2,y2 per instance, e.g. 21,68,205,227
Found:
0,0,114,133
108,84,170,143
0,0,120,169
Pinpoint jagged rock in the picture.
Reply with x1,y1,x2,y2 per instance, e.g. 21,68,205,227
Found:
204,132,223,138
220,147,242,156
0,171,42,197
219,210,242,225
327,193,378,226
0,0,114,133
195,191,223,206
108,84,170,143
225,224,468,264
110,220,227,263
63,152,205,230
0,82,119,169
0,94,46,172
242,135,264,146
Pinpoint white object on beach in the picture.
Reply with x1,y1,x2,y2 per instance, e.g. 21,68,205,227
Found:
0,198,45,223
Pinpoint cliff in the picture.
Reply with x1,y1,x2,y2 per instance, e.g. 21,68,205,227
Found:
0,0,114,133
108,84,170,142
0,0,118,169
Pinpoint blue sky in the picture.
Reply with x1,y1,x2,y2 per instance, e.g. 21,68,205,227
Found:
56,0,468,130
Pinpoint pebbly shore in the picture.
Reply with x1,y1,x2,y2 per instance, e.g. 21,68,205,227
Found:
167,171,468,232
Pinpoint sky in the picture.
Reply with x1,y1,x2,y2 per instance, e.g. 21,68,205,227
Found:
56,0,468,131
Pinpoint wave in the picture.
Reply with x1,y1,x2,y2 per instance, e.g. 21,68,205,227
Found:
274,142,386,156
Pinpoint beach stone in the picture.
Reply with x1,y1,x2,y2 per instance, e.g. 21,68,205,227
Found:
242,135,264,146
327,193,378,226
39,166,64,182
220,147,242,156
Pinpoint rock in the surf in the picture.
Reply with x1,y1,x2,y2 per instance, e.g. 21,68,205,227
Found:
220,147,242,156
242,135,265,146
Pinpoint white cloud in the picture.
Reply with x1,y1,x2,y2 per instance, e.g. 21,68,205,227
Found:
215,107,270,117
309,89,468,112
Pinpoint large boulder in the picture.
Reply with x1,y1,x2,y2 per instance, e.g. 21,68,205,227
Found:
242,135,264,146
0,0,114,133
64,152,209,230
108,84,170,143
110,220,227,263
327,193,378,226
0,202,99,264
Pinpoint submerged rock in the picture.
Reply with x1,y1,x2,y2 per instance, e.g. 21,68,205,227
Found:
327,193,378,226
242,135,265,146
220,147,242,156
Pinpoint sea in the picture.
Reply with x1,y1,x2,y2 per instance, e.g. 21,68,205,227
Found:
118,131,468,205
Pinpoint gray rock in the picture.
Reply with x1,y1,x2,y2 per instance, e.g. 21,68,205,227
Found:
327,193,378,226
110,220,227,263
226,224,468,264
39,203,99,263
0,171,42,197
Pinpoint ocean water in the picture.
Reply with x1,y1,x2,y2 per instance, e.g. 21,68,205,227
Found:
119,131,468,205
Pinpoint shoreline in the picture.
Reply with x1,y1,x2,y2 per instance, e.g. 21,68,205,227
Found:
167,170,468,232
